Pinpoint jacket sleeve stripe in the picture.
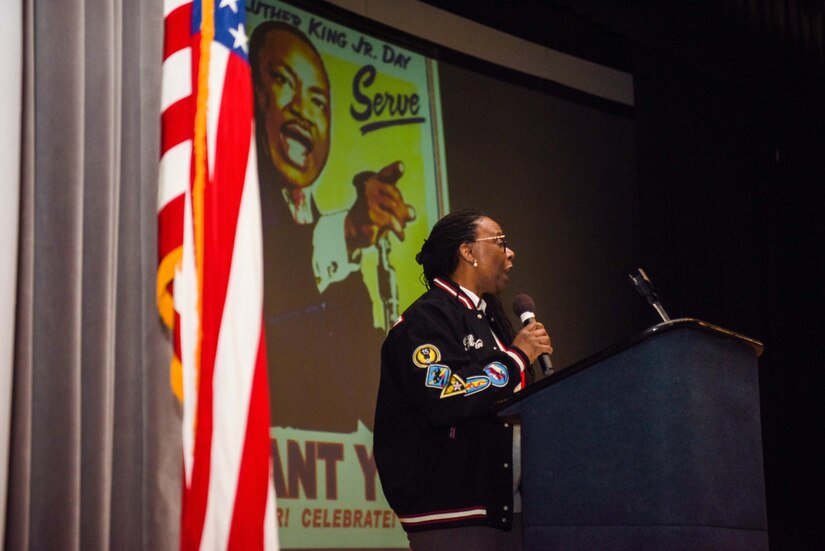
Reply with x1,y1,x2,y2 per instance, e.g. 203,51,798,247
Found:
397,506,488,526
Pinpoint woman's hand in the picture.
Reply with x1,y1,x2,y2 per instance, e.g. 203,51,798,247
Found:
512,322,553,365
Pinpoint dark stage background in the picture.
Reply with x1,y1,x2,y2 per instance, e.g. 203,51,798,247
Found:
423,2,825,549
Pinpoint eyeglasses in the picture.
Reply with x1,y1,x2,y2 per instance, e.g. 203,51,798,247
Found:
473,234,507,252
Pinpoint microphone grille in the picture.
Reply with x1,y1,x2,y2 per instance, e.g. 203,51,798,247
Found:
512,293,536,316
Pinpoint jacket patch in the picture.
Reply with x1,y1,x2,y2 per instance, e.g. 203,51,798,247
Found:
483,362,509,386
425,364,451,389
440,374,466,398
462,334,484,350
464,376,491,395
413,344,441,368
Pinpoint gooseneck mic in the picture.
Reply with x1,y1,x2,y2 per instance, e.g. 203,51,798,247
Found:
628,268,670,323
512,294,554,376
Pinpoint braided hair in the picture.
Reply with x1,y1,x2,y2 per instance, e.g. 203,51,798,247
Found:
416,209,516,341
415,208,482,288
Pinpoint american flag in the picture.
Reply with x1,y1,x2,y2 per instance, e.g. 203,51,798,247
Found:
158,0,278,549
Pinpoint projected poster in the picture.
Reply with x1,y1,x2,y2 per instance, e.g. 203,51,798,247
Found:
246,0,448,547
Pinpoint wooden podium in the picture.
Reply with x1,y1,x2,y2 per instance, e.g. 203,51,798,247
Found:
495,319,767,550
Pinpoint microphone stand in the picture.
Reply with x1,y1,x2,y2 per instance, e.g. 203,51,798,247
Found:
628,268,671,323
377,233,399,331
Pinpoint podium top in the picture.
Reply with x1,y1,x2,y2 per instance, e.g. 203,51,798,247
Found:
493,318,763,413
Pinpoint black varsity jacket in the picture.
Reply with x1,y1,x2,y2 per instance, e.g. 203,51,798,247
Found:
373,277,530,532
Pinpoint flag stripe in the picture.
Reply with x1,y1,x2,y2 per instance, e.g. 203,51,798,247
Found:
206,43,229,181
164,0,192,18
159,141,192,210
162,49,194,112
161,101,194,157
228,328,273,549
178,185,198,478
164,4,194,59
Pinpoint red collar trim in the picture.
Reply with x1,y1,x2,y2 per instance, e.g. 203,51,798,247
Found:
433,278,475,310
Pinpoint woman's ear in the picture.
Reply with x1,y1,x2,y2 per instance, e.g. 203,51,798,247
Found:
458,242,475,265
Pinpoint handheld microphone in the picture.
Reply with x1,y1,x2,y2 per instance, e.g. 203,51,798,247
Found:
512,294,554,376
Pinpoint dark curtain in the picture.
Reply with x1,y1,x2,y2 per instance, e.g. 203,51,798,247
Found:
634,43,825,551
